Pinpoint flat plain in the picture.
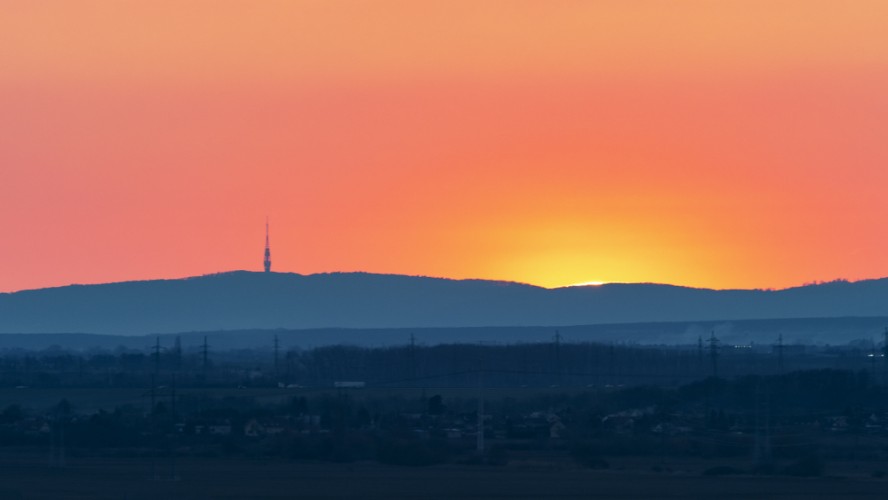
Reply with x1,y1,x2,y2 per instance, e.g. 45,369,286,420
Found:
0,450,886,500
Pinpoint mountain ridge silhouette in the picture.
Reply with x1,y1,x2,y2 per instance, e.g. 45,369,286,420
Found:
1,271,886,335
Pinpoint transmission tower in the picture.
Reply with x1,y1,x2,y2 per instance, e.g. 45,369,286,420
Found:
708,331,719,378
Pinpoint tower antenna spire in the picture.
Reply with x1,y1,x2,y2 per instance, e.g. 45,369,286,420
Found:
264,217,272,273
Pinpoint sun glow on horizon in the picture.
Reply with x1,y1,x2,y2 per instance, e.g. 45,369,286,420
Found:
563,280,607,288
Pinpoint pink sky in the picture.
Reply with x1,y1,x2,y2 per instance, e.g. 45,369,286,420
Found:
2,1,888,292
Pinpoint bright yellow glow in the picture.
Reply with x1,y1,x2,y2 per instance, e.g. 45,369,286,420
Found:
564,281,606,288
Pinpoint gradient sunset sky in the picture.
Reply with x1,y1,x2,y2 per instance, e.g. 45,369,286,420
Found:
2,1,888,292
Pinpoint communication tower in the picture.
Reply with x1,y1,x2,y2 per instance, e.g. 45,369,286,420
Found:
264,218,272,273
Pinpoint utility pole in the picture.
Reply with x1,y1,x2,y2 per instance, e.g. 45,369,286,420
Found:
50,401,67,468
273,334,280,377
776,334,785,374
704,331,720,422
201,336,209,380
753,380,772,466
151,337,161,412
883,327,888,387
697,336,704,376
285,350,293,385
475,343,486,455
152,336,161,379
170,374,177,417
409,333,417,382
149,374,156,414
173,335,182,373
554,330,562,386
883,327,888,359
476,368,485,455
168,374,179,478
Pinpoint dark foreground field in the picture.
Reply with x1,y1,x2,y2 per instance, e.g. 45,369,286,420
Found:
0,451,886,500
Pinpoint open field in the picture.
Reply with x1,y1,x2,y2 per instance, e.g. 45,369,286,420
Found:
1,451,887,500
0,386,597,413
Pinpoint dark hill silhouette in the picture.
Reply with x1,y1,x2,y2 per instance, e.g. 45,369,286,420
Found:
0,271,887,335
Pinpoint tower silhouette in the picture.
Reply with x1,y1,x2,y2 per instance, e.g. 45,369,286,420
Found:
708,331,719,378
264,218,272,273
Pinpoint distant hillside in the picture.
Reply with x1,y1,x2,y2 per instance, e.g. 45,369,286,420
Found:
1,271,887,335
2,317,887,351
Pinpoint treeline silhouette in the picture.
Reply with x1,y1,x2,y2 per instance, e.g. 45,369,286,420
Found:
2,367,887,476
1,339,885,389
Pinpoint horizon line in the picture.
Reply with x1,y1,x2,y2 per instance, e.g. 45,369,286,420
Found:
0,269,875,295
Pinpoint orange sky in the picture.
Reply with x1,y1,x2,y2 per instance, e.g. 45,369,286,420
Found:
2,1,888,292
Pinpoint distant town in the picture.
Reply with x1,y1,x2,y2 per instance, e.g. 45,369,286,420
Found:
3,336,888,497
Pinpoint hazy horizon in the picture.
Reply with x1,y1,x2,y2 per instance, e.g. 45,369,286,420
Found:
1,268,880,295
